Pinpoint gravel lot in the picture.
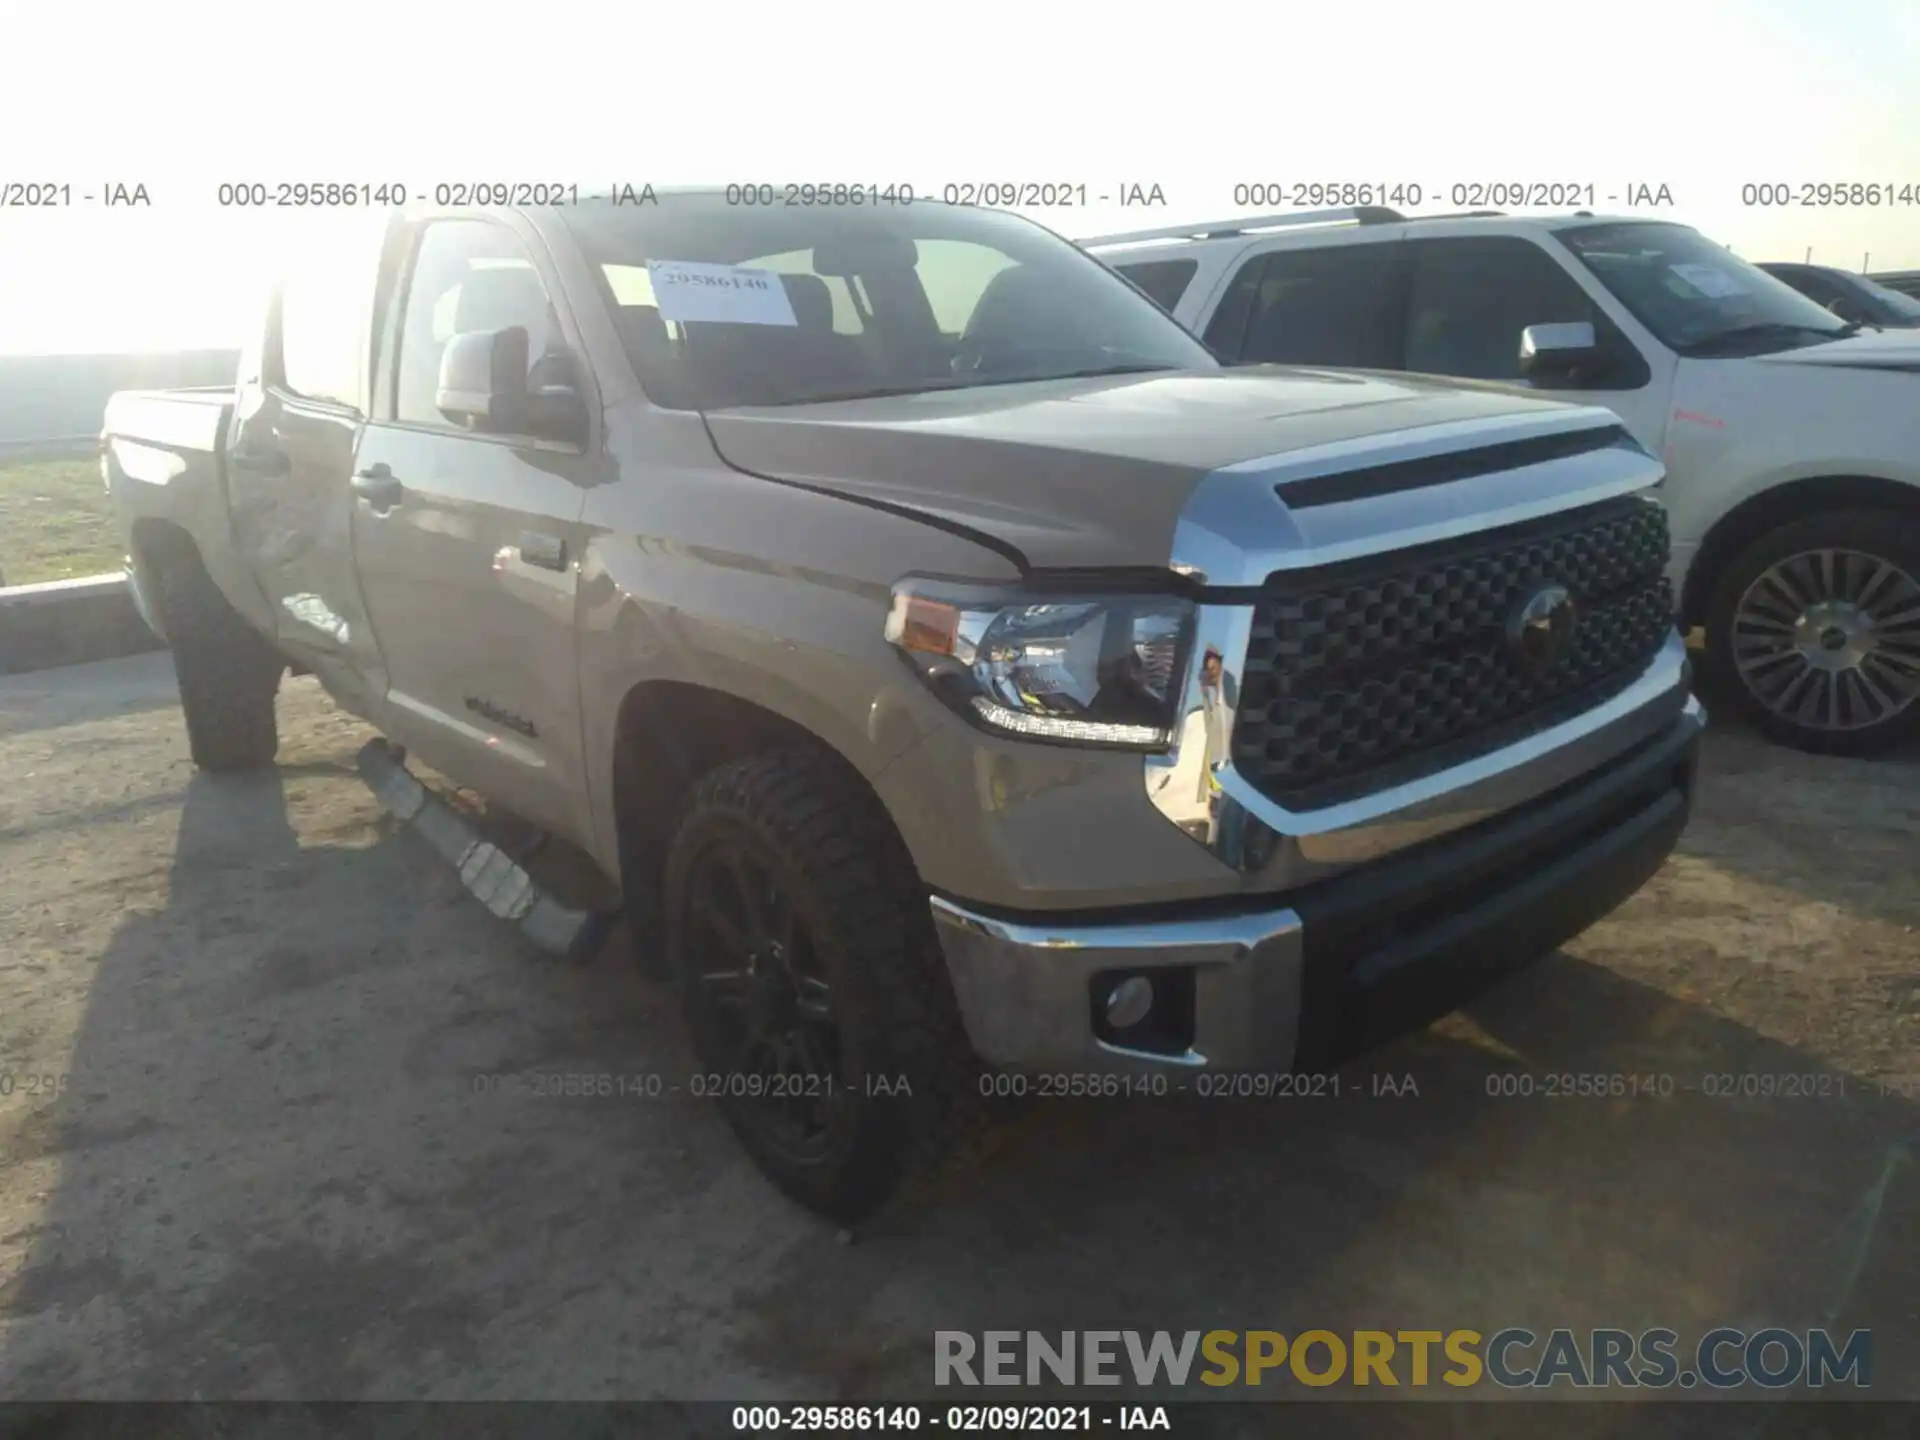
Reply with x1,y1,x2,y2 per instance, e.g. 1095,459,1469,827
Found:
0,653,1915,1422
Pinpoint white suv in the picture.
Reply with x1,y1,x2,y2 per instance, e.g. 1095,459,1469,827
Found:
1086,208,1920,755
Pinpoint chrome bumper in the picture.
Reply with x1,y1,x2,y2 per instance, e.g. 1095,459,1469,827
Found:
929,898,1305,1070
932,695,1705,1074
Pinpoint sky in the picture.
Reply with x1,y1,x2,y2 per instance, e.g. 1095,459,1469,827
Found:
2,0,1917,355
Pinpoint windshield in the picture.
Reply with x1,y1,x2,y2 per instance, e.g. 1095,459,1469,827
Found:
1852,273,1920,322
1558,222,1855,355
559,195,1216,409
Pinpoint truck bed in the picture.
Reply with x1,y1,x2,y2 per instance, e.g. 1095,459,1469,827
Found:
103,387,232,456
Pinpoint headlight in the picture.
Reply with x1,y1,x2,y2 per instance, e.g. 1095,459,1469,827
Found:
885,587,1195,748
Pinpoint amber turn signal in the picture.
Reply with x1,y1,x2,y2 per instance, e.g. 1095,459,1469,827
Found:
884,594,961,655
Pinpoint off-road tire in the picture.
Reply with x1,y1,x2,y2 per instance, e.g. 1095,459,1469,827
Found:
1702,509,1920,757
663,750,984,1223
152,544,284,772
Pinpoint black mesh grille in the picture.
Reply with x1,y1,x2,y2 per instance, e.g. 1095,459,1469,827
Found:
1234,496,1672,807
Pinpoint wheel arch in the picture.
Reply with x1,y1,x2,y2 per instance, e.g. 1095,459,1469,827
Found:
1680,473,1920,627
126,517,206,643
606,679,922,955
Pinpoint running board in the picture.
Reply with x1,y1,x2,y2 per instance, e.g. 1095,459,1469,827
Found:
355,738,614,962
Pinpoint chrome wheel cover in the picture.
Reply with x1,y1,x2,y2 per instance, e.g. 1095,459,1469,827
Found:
1731,547,1920,731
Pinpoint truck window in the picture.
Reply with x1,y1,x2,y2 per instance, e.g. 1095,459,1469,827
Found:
1217,244,1407,370
1403,236,1607,381
560,195,1214,410
393,220,562,428
278,253,372,411
747,249,867,334
912,240,1017,334
1114,258,1197,313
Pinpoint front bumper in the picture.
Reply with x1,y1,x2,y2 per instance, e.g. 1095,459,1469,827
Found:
930,695,1703,1072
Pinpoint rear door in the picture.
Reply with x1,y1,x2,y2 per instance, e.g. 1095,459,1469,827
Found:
1202,237,1411,370
347,213,598,844
225,216,391,715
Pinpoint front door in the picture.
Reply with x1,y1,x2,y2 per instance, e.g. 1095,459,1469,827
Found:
1398,233,1676,456
348,214,598,844
226,222,391,715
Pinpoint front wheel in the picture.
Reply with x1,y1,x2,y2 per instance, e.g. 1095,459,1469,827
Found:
663,752,979,1223
1703,510,1920,755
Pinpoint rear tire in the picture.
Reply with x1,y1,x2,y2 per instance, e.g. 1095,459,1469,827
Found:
1702,509,1920,756
663,751,981,1223
151,545,284,773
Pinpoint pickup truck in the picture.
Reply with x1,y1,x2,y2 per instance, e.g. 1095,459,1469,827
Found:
1092,209,1920,756
104,191,1704,1221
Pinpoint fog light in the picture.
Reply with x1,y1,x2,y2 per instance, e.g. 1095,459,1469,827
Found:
1104,975,1154,1030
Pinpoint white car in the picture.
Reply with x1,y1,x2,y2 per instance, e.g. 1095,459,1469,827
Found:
1086,208,1920,755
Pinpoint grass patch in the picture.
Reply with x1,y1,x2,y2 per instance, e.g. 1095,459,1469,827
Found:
0,454,121,586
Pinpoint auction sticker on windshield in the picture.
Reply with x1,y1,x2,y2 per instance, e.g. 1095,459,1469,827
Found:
648,260,798,326
1670,262,1748,299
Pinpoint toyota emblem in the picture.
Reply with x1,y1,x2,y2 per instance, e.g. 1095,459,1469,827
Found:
1506,584,1579,672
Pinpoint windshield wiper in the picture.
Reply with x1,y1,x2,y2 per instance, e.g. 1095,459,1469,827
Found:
756,378,982,407
993,362,1181,384
1684,321,1852,355
753,363,1180,408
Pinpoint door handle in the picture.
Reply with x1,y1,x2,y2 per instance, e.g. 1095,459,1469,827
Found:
229,447,291,478
352,464,404,511
518,532,568,572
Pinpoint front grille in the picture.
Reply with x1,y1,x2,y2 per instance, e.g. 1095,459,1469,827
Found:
1233,495,1671,808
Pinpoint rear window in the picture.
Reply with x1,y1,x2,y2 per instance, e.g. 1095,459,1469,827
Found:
1115,259,1198,313
273,214,385,412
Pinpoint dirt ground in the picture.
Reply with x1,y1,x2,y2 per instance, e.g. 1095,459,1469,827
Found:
0,654,1915,1425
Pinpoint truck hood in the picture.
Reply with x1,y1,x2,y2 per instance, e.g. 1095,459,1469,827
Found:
1754,329,1920,372
701,366,1590,571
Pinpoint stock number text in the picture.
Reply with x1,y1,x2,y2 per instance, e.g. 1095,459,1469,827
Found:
1742,182,1920,207
218,182,408,207
1235,182,1423,209
725,182,915,206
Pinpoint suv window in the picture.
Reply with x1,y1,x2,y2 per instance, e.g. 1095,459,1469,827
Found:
393,220,561,427
1403,236,1606,382
1560,222,1850,354
1115,258,1198,313
1210,244,1407,369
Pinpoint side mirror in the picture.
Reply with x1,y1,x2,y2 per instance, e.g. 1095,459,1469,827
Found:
1518,321,1606,385
436,328,587,444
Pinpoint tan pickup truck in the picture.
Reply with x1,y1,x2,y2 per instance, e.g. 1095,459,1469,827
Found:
103,190,1703,1220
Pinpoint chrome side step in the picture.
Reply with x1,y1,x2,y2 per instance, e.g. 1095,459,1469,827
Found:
355,738,613,962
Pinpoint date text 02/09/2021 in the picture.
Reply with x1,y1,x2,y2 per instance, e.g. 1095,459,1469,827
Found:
730,1404,1169,1433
